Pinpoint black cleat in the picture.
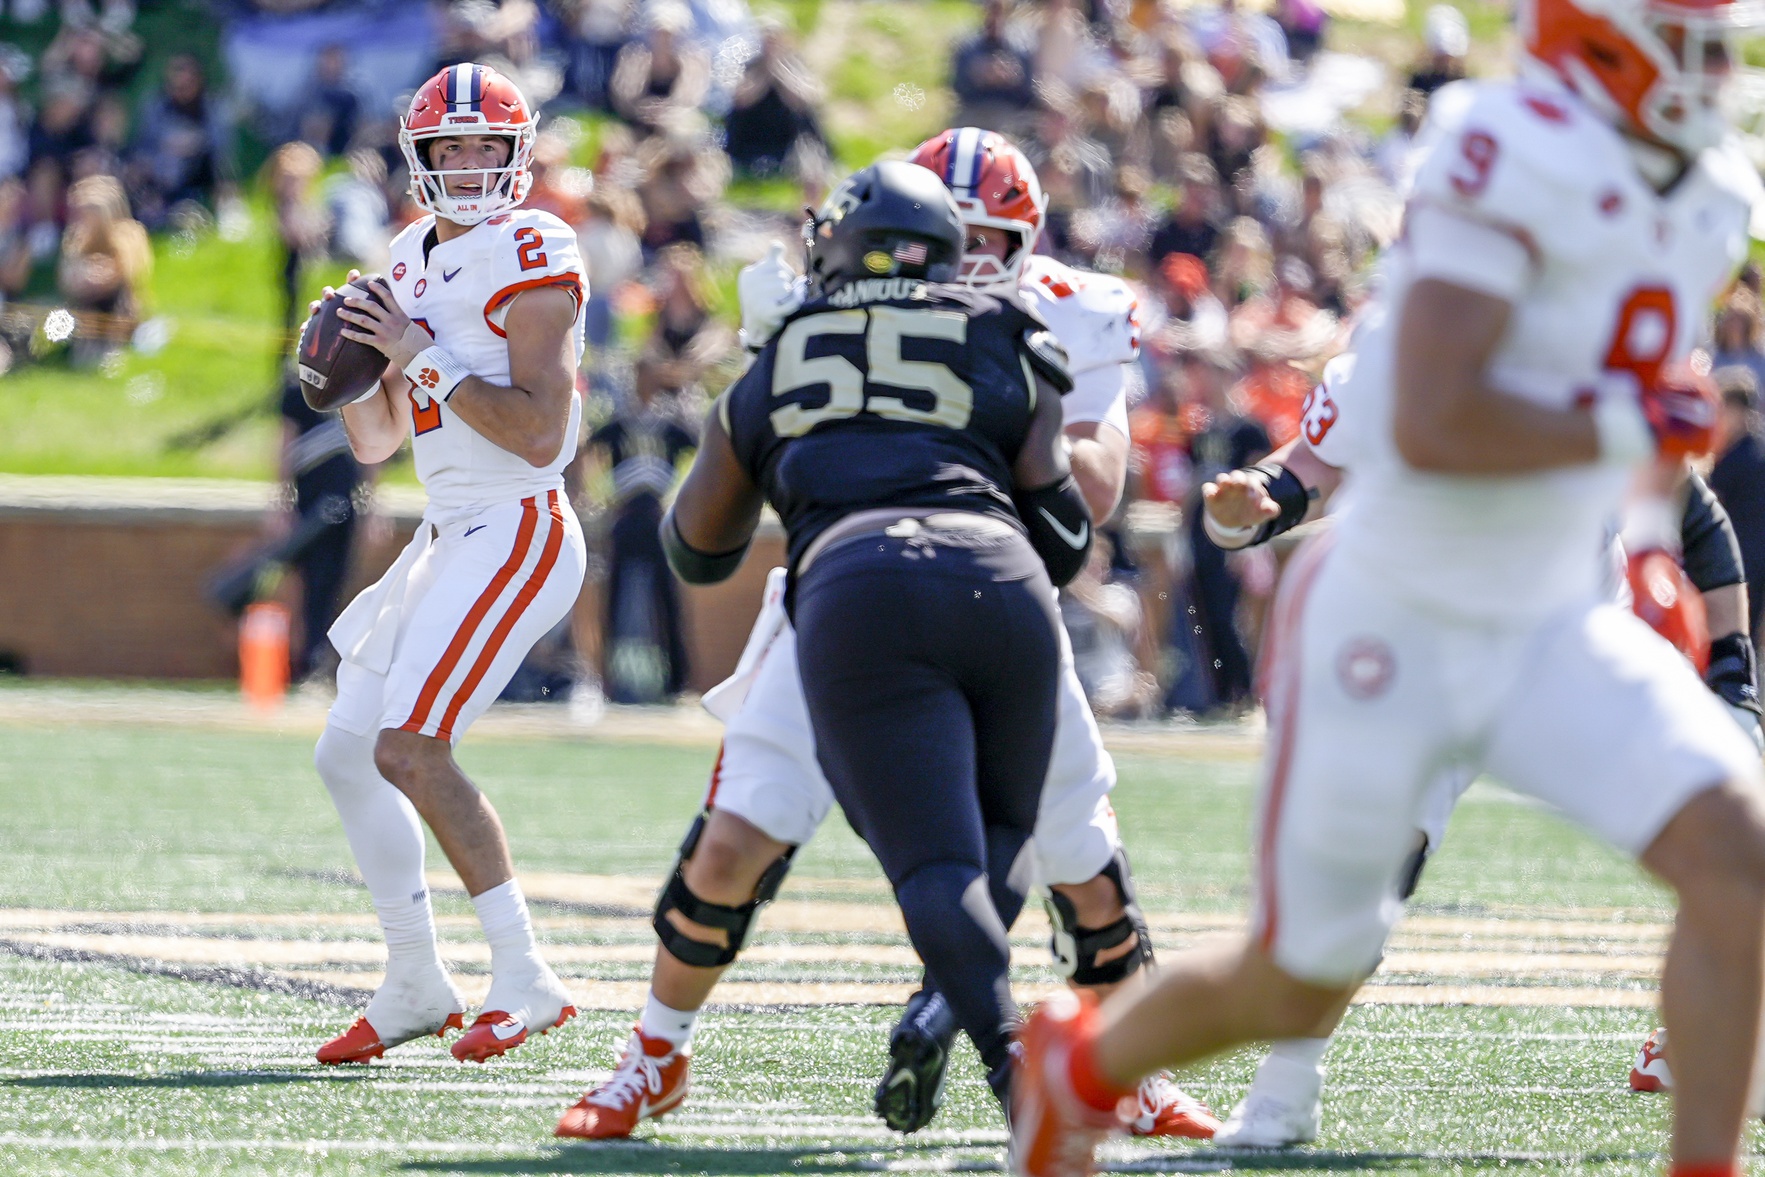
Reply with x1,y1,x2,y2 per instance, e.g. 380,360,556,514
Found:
875,988,958,1133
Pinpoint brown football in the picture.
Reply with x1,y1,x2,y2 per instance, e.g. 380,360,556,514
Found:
296,276,393,411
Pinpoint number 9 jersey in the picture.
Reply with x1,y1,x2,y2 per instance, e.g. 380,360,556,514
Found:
721,277,1070,569
383,207,587,523
1329,77,1759,621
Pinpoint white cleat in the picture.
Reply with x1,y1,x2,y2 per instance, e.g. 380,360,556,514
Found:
1214,1051,1323,1148
451,963,577,1063
317,965,467,1064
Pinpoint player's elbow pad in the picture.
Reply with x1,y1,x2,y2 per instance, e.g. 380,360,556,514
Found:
661,508,749,585
1016,474,1092,588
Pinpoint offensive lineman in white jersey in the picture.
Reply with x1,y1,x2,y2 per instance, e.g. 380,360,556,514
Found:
555,129,1217,1142
1012,0,1765,1170
306,64,589,1067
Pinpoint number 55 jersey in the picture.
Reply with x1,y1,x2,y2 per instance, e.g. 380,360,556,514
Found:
383,207,587,525
722,278,1066,568
1331,77,1759,621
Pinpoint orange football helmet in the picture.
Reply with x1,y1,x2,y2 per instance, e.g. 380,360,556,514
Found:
1521,0,1765,154
1628,547,1711,673
399,63,536,225
909,127,1046,289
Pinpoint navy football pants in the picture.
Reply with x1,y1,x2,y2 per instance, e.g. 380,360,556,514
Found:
794,530,1061,1082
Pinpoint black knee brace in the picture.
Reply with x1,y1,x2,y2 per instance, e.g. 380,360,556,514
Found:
1044,847,1155,986
653,810,796,969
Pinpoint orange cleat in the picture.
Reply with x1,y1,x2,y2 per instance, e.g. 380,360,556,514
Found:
1630,1027,1670,1093
452,1004,576,1063
556,1028,692,1139
317,1012,464,1065
1010,991,1125,1177
1125,1071,1221,1138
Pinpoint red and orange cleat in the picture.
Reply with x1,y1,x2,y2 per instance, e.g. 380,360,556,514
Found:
1126,1072,1221,1138
556,1028,692,1139
317,1011,465,1065
1630,1027,1670,1093
1010,990,1125,1177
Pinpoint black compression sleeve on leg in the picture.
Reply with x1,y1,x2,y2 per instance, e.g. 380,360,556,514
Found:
660,508,749,585
1015,475,1092,587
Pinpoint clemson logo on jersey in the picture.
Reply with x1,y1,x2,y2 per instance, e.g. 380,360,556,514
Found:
1336,636,1396,700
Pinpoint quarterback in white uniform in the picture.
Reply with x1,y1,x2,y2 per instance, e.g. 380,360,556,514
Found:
557,130,1217,1142
1013,0,1765,1170
307,64,589,1068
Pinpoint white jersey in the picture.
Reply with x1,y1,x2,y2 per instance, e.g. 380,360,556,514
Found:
1330,78,1758,621
384,208,588,524
1019,254,1139,437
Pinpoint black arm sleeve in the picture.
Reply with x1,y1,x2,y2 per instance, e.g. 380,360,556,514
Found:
661,507,750,585
1015,474,1092,587
1245,463,1317,547
1680,470,1746,592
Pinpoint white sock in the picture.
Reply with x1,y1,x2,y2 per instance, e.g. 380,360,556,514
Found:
472,878,542,976
315,725,443,975
1265,1036,1330,1072
639,991,699,1051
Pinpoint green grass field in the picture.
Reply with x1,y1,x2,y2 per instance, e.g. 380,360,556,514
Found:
0,688,1751,1176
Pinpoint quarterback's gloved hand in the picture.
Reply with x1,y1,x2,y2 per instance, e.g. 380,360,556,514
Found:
1642,361,1720,461
738,242,807,353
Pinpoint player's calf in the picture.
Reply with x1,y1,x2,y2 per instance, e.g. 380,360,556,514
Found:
1641,782,1765,1167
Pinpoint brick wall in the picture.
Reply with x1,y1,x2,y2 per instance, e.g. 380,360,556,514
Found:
0,478,778,690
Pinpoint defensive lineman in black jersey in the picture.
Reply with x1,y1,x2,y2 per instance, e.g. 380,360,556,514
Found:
660,161,1092,1110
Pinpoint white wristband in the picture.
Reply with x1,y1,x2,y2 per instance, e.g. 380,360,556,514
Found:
1203,511,1259,550
350,383,383,405
404,345,471,404
1592,395,1653,466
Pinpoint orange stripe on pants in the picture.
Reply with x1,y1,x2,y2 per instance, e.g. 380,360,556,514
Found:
435,490,566,740
400,496,539,735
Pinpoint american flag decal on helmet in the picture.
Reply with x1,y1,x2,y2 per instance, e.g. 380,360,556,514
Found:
446,63,484,113
893,241,928,266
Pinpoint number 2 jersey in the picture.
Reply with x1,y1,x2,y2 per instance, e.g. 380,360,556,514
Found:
383,208,587,525
1329,77,1759,621
722,277,1063,568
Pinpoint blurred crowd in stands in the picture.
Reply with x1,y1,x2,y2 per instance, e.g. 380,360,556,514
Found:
10,0,1765,724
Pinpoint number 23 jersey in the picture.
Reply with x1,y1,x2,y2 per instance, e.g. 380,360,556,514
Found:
384,208,587,523
722,279,1058,568
1331,77,1760,621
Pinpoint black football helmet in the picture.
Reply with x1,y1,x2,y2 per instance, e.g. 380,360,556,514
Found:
805,161,964,294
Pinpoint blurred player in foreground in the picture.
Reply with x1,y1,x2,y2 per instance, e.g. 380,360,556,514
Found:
307,64,589,1066
577,159,1085,1128
1011,0,1765,1168
556,130,1216,1141
1197,359,1764,1146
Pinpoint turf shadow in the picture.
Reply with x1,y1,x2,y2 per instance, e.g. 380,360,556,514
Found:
400,1141,1002,1175
1,1069,375,1090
